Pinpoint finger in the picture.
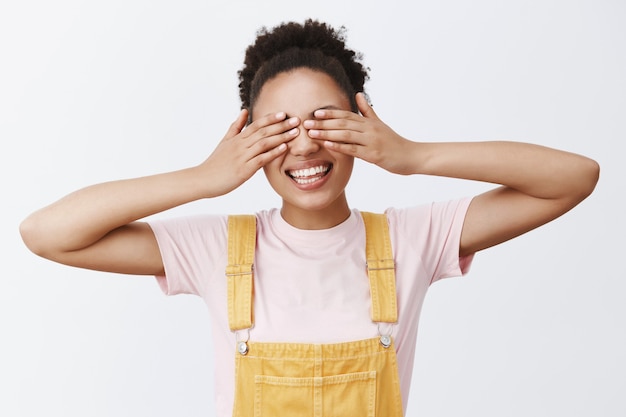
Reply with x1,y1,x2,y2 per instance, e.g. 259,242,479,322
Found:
303,117,364,133
249,125,299,155
243,113,299,141
248,117,299,148
223,109,249,140
356,92,379,120
249,142,289,169
241,112,286,138
307,127,364,145
312,108,359,121
323,140,361,157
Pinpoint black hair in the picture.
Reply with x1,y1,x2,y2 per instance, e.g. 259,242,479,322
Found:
238,19,369,115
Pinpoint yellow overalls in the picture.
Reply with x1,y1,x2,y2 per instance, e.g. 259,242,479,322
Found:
226,212,404,417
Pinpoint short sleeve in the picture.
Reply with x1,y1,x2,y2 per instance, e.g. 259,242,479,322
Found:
386,197,475,285
147,214,228,297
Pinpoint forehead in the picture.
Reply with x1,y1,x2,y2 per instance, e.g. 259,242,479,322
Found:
252,68,351,120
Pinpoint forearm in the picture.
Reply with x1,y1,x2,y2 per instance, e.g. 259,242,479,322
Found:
20,165,213,256
409,140,599,201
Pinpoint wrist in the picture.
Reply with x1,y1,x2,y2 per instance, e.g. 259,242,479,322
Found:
394,140,430,175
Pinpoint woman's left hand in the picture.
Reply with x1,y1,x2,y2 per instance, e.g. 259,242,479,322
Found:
304,93,417,175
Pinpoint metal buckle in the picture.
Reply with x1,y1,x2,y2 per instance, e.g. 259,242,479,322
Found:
235,329,251,356
377,323,393,349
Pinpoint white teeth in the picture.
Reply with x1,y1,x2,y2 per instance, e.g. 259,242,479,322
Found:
288,165,329,178
293,176,320,184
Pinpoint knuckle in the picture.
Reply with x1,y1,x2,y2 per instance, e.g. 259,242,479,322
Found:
257,127,269,138
255,137,270,149
253,158,265,170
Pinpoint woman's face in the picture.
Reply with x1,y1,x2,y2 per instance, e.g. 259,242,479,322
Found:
252,68,354,229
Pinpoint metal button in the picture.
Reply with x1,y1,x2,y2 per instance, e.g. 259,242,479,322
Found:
237,341,249,356
380,335,391,348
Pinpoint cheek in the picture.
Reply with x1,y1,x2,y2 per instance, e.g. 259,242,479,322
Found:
262,156,283,178
333,153,355,173
261,164,272,179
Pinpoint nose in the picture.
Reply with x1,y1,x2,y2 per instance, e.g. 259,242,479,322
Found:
289,123,320,157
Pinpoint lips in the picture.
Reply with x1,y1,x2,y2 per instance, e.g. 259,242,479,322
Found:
286,163,332,185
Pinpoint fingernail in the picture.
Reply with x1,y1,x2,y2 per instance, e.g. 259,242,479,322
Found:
314,110,326,118
276,112,286,120
289,128,298,135
288,117,299,126
303,120,314,129
308,129,319,137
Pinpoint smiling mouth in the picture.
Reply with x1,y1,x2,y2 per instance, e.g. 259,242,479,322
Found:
286,164,332,185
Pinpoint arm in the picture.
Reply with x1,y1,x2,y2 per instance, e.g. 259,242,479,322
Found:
403,140,599,256
20,110,299,275
304,93,600,256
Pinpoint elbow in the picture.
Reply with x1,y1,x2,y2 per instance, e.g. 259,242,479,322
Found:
19,213,52,258
20,215,41,255
577,157,600,201
562,157,600,209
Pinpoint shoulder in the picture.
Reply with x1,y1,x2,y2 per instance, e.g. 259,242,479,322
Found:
376,197,473,254
148,213,229,237
148,210,286,246
379,196,473,229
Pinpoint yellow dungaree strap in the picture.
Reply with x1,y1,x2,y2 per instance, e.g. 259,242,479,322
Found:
226,212,397,329
226,215,256,331
360,212,398,323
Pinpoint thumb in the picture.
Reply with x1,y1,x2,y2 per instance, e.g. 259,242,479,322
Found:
356,92,378,120
224,109,248,139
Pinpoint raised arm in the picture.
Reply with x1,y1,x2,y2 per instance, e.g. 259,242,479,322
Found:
20,110,300,275
406,140,599,256
304,93,600,256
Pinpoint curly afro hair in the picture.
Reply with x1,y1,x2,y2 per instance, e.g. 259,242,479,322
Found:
238,19,369,116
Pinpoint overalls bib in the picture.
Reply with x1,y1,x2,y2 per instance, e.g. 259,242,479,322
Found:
226,212,404,417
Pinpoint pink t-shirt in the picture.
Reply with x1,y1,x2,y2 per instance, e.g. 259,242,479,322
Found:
149,198,473,416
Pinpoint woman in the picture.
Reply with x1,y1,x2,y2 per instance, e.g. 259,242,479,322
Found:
20,19,599,416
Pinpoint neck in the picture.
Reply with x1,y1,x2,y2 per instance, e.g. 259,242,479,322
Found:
280,196,351,230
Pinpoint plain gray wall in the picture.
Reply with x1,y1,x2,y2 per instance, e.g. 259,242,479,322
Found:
2,0,624,416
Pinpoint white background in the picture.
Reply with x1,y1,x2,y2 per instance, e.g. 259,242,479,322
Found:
2,0,624,416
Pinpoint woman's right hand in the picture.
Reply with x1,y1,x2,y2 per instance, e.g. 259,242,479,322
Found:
198,109,300,196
